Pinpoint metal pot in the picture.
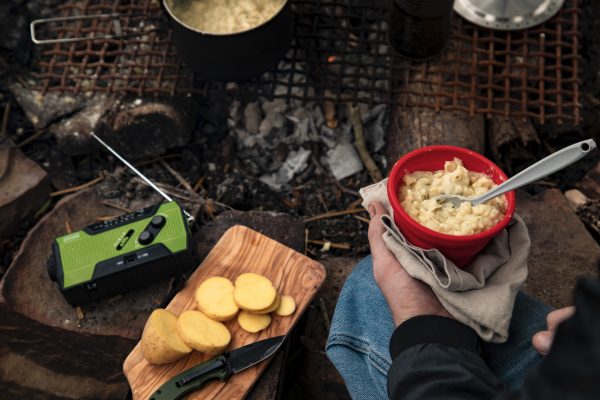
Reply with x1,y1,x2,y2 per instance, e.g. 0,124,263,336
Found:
162,0,293,82
30,1,294,82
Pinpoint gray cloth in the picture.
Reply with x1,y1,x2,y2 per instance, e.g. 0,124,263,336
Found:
361,179,529,343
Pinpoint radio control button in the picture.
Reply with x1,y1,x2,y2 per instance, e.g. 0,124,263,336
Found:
151,215,166,228
138,231,154,245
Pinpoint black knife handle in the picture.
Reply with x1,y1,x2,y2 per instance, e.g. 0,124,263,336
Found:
149,355,231,400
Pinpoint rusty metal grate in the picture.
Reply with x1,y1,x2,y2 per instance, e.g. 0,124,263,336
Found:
33,0,581,124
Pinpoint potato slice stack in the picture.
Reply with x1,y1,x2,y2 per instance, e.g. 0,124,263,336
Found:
140,272,296,365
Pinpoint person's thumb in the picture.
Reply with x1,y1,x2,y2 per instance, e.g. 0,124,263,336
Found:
532,331,554,355
367,202,392,260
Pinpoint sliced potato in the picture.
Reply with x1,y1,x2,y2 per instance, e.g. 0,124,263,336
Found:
275,295,296,316
176,310,231,354
237,310,272,333
195,276,239,321
254,293,281,314
234,273,277,312
141,308,192,365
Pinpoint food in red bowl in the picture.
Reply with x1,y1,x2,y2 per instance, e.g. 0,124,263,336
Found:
387,145,516,267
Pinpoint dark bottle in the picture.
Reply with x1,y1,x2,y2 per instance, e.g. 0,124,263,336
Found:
389,0,455,61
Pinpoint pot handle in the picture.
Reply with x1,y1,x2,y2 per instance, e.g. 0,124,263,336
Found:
30,13,159,45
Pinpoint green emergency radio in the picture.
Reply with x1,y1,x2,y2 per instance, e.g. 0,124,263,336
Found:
47,133,199,306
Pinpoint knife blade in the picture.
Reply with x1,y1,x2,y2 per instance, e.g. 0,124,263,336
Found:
148,335,285,400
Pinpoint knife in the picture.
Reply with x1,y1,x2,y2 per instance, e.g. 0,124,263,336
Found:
149,335,285,400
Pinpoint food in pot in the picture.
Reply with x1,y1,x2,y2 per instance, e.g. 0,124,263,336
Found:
399,158,507,235
166,0,285,34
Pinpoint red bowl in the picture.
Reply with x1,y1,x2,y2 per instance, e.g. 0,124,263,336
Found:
387,145,516,267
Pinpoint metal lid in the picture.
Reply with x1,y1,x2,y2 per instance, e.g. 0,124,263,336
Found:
453,0,565,30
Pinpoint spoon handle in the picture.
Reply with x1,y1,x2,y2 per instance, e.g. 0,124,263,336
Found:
473,139,597,205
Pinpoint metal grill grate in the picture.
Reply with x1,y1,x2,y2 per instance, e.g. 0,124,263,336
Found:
33,0,581,124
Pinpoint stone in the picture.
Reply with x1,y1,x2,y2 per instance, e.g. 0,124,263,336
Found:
50,96,196,160
0,183,168,400
517,189,600,308
0,143,50,239
9,83,87,130
196,210,305,258
50,95,114,156
318,256,362,315
98,97,196,160
576,160,600,199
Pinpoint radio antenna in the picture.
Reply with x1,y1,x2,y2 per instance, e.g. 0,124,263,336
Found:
91,132,194,222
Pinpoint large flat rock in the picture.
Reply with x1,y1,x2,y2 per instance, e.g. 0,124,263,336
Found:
517,189,600,308
197,210,305,258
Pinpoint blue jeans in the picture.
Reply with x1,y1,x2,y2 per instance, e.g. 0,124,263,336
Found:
326,256,553,400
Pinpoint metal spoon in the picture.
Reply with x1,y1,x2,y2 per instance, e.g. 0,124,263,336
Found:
432,139,597,208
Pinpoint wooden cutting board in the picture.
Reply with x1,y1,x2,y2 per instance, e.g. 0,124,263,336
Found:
123,225,326,400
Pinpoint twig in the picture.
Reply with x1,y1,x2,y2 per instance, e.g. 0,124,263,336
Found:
0,56,29,89
318,297,331,331
315,192,329,212
585,93,600,107
213,200,234,210
347,198,363,210
102,201,132,213
304,228,309,256
160,160,197,195
132,177,200,202
107,294,123,303
16,128,47,148
76,306,84,320
304,208,366,223
533,180,557,188
50,175,104,197
347,103,383,183
65,221,73,234
323,90,338,129
203,198,216,219
353,215,370,224
307,239,351,250
34,200,52,219
1,102,10,138
193,176,206,192
134,154,180,167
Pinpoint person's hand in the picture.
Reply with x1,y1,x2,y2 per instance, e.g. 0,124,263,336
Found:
532,306,575,355
368,201,451,327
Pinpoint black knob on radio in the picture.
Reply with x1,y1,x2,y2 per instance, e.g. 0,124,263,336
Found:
138,230,154,245
151,215,166,228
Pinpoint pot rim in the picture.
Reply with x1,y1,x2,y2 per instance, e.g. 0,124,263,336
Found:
162,0,289,37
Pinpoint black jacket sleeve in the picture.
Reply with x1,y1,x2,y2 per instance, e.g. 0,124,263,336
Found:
387,276,600,400
387,316,503,399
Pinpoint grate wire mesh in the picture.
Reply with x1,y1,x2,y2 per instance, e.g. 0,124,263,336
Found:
33,0,581,124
